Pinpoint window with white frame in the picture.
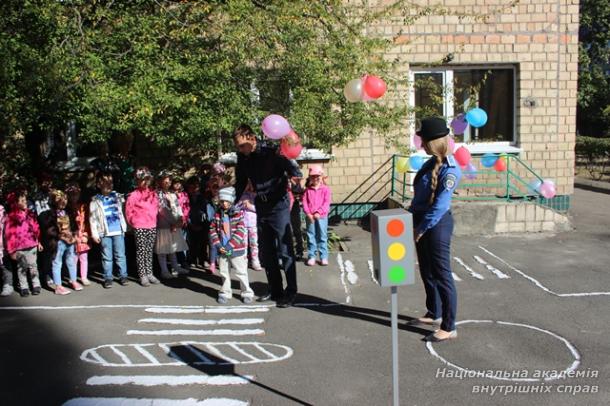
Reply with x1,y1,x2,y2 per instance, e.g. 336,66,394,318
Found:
410,66,516,145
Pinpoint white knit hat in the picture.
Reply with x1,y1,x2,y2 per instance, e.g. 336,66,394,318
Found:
218,186,236,203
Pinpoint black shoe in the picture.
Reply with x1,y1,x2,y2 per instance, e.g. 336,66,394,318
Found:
118,277,129,286
103,280,113,289
256,293,281,303
32,287,41,295
20,289,30,297
277,293,297,308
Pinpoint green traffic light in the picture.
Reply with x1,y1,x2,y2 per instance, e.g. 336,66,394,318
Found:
388,265,406,283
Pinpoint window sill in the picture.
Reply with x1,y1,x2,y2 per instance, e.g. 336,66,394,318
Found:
412,143,522,157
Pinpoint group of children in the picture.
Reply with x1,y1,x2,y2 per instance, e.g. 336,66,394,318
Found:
0,162,332,303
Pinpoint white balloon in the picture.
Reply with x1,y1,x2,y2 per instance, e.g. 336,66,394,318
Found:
343,78,363,103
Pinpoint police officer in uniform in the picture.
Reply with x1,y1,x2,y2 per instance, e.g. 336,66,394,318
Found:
233,124,302,308
408,117,462,342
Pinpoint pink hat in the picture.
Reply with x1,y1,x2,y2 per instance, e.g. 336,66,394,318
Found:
308,165,324,177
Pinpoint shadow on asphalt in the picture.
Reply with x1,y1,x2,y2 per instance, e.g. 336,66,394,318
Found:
168,345,315,406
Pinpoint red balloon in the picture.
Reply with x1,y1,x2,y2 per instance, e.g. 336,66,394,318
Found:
453,146,471,167
362,75,387,99
494,156,507,172
280,130,303,159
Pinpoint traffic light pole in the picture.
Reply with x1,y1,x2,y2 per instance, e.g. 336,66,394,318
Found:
391,286,399,406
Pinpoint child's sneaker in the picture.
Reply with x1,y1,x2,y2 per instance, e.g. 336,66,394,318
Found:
55,285,71,295
251,261,264,272
319,259,328,266
103,279,113,289
175,266,190,275
160,271,176,280
32,287,41,295
306,258,316,266
46,276,56,290
80,278,91,286
70,281,84,291
242,296,253,304
118,277,129,286
208,263,217,275
0,284,14,297
217,296,229,305
20,289,30,297
139,276,150,287
148,274,160,284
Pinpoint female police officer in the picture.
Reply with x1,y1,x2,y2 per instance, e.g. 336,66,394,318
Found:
408,117,462,342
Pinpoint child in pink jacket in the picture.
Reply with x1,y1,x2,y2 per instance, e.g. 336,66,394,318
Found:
302,165,332,266
0,203,12,297
125,167,160,286
3,190,42,296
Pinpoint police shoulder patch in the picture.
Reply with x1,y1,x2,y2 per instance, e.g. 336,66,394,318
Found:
444,174,457,190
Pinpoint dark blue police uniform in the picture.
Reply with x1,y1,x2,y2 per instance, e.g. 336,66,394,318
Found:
235,145,302,304
409,154,462,333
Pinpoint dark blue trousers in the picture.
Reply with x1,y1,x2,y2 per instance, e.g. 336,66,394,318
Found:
414,211,457,332
258,196,297,298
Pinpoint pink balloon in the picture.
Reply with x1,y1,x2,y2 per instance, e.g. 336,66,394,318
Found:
539,180,557,199
280,130,303,159
413,134,422,150
261,114,291,140
447,136,456,153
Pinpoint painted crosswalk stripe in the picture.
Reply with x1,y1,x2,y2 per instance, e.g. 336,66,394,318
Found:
473,255,510,279
453,257,484,280
145,307,270,314
109,346,132,365
63,397,249,406
134,345,161,365
127,329,265,336
86,375,253,386
452,272,463,281
138,318,265,326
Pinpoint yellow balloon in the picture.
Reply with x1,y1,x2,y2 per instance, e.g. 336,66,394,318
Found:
396,157,409,174
387,242,406,261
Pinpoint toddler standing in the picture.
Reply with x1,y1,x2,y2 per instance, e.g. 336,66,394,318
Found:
125,167,160,286
302,165,332,266
66,183,92,286
3,190,42,296
236,181,262,271
209,186,254,304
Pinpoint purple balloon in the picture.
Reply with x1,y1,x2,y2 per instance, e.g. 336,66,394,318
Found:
464,162,477,180
261,114,291,140
451,114,468,135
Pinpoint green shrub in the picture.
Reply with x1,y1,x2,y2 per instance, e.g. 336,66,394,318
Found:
575,136,610,161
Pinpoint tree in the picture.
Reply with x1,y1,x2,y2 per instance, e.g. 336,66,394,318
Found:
578,0,610,137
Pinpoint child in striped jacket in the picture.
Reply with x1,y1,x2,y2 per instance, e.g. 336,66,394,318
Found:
209,186,254,304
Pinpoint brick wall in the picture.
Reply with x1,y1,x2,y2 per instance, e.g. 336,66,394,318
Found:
326,0,579,202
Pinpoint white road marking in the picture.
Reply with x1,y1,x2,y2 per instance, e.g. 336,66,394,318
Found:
138,318,265,326
86,375,252,386
63,397,249,406
81,342,293,367
452,273,463,282
109,346,133,365
479,246,610,297
368,260,379,285
473,255,510,279
453,257,484,280
145,307,270,314
337,253,351,304
0,303,339,311
344,260,359,285
425,319,581,382
127,329,265,336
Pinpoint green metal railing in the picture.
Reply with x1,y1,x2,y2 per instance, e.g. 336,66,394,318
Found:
390,154,570,212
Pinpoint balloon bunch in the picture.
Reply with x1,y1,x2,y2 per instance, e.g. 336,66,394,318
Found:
480,153,508,172
344,75,387,103
449,108,488,135
528,178,557,199
261,114,303,159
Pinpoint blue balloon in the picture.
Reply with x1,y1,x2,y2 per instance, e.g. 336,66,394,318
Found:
408,155,425,171
528,179,542,194
481,153,498,168
465,108,488,128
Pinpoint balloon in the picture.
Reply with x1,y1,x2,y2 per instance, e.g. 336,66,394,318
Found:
464,162,477,180
539,180,557,199
362,75,387,99
527,179,542,194
408,155,425,171
447,136,456,153
261,114,291,139
343,78,364,103
481,153,498,168
453,146,471,167
494,156,507,172
450,114,468,135
413,134,422,150
280,130,303,159
396,157,409,174
465,108,488,128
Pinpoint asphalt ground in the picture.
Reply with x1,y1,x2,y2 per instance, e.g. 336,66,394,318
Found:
1,186,609,406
